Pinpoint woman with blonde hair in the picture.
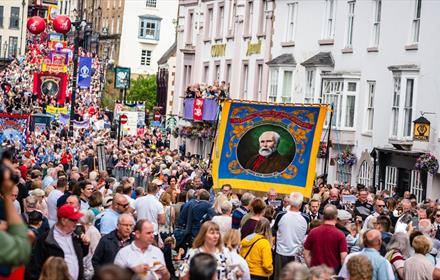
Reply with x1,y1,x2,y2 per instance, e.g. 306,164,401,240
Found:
240,217,273,280
159,191,175,241
178,221,235,280
39,256,71,280
223,229,251,280
346,255,373,280
206,192,228,220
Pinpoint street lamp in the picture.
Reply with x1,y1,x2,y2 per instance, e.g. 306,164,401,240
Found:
68,20,87,135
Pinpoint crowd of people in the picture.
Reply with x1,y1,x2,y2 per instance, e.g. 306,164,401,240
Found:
185,81,229,99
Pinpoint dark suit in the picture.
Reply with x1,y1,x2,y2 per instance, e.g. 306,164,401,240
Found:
244,151,291,174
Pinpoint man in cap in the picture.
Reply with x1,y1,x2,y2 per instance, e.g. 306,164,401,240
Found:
26,204,90,280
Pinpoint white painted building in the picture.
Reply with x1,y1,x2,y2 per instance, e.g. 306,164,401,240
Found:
270,0,440,201
0,0,28,58
118,0,178,75
172,0,440,200
172,0,275,156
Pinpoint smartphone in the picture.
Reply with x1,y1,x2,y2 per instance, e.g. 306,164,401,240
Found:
74,224,85,236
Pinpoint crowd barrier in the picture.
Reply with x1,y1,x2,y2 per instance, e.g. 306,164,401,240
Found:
111,166,151,189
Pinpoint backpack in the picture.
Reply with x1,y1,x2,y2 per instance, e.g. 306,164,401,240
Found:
94,212,104,231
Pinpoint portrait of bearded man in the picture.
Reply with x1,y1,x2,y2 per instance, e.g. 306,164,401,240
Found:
244,130,291,174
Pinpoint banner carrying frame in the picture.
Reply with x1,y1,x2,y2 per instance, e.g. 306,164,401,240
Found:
212,100,329,197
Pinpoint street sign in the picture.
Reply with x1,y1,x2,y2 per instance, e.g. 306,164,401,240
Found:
114,67,131,89
120,114,128,125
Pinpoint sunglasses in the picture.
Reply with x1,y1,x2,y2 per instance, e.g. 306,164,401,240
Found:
117,203,129,208
377,205,385,207
436,214,440,218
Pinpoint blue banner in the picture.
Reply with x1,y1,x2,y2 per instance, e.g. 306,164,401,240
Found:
0,113,29,147
212,100,328,196
78,57,92,88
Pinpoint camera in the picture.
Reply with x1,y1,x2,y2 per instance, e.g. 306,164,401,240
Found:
74,224,85,237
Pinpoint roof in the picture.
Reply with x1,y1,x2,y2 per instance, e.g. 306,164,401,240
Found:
413,116,430,124
301,52,334,67
266,54,296,66
157,42,177,65
138,14,162,20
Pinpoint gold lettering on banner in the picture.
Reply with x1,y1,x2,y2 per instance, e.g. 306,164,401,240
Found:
246,40,262,56
211,44,226,57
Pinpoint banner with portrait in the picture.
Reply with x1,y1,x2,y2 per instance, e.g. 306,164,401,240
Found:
0,114,30,147
212,100,328,197
33,72,68,105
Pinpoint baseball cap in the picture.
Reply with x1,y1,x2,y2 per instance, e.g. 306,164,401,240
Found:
337,210,352,221
57,204,83,221
152,178,164,186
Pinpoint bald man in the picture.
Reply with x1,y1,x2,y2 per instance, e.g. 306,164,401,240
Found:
338,229,394,280
244,131,291,174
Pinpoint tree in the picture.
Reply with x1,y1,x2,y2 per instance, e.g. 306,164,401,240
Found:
126,74,157,110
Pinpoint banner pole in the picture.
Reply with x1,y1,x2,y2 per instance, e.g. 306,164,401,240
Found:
323,104,334,179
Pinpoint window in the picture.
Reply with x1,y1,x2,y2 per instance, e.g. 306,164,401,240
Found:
0,6,3,28
213,61,220,81
305,70,315,103
8,36,18,57
116,16,120,33
269,69,279,102
186,11,194,44
110,18,114,34
365,81,375,132
227,0,236,36
337,165,352,185
403,79,414,137
225,61,232,83
257,0,267,34
282,71,293,103
146,0,157,8
205,7,213,40
322,79,358,129
390,76,415,138
203,63,209,83
9,7,19,29
345,1,355,48
217,5,224,38
140,50,151,66
323,0,336,39
255,62,263,100
371,0,381,47
0,36,2,55
391,77,401,137
285,2,298,42
244,1,253,36
139,17,161,40
411,0,422,43
241,63,249,99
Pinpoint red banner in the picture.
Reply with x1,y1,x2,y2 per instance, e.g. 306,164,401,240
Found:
33,72,68,105
193,98,204,121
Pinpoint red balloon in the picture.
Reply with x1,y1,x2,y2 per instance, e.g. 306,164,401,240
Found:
53,15,72,34
27,16,46,35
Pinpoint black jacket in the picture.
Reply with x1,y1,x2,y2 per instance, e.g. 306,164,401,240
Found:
25,226,88,280
91,229,134,270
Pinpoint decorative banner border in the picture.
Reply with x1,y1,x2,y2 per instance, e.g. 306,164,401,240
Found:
0,113,30,147
212,100,328,197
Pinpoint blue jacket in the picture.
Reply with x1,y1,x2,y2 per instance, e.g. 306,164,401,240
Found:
187,199,211,237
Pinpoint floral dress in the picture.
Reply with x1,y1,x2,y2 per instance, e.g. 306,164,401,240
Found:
177,247,234,279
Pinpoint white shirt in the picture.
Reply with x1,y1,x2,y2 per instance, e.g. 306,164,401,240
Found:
13,200,21,214
276,211,307,256
229,250,251,280
47,189,63,227
114,242,166,280
135,194,164,235
53,226,79,280
124,194,136,209
212,215,232,237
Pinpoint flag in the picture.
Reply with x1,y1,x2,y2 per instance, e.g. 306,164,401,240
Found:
212,100,328,197
193,98,204,121
78,57,92,88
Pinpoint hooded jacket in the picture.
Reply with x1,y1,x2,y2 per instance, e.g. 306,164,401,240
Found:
240,233,273,277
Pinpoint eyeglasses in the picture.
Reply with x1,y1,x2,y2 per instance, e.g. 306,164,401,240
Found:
117,203,129,208
377,205,385,207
